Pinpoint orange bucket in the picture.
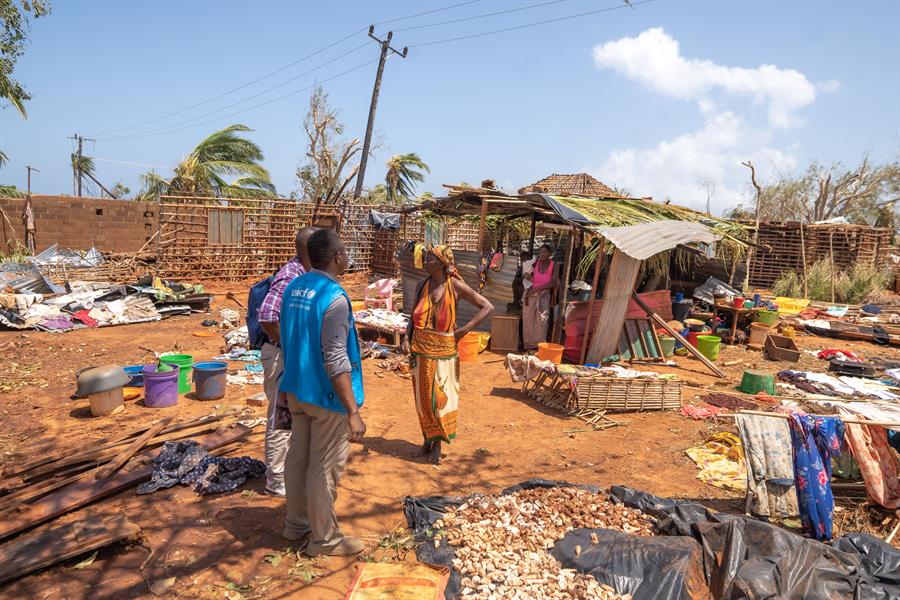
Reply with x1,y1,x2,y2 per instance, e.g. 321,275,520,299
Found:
536,342,564,364
458,332,480,362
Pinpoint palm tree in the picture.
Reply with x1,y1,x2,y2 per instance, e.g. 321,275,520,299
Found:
385,153,430,204
139,124,276,201
0,150,7,171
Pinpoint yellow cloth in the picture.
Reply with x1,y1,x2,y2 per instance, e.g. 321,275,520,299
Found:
346,562,449,600
774,297,811,315
413,243,425,270
685,432,747,491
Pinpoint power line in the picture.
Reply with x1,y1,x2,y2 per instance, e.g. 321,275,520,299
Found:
101,59,378,142
395,0,567,32
410,0,653,48
97,41,370,141
89,0,480,137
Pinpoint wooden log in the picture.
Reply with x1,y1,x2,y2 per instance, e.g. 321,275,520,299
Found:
95,417,172,480
0,425,251,541
586,250,642,362
0,513,141,585
631,292,727,378
578,245,605,364
552,227,576,344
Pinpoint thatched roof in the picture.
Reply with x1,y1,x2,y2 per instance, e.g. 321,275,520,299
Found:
518,173,622,197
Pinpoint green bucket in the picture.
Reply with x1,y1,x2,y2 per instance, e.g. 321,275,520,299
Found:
696,335,721,361
161,353,194,394
659,336,676,357
754,310,778,326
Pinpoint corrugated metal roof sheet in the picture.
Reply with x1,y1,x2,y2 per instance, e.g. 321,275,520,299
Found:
595,220,717,260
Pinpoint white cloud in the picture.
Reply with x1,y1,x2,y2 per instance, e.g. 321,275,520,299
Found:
594,111,797,214
592,27,817,128
818,79,842,93
589,28,826,214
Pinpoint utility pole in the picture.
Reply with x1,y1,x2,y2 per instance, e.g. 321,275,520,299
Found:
352,26,407,201
68,133,94,197
26,165,39,196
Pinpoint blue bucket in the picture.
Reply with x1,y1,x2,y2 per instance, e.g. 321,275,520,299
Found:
192,361,228,401
124,365,146,388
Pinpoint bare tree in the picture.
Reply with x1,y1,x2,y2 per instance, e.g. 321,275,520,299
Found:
296,86,361,205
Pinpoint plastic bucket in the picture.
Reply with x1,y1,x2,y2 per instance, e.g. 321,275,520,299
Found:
748,322,771,345
458,332,480,362
536,342,564,364
659,336,676,357
754,310,778,326
193,361,228,401
733,297,745,308
143,365,179,408
672,300,691,322
161,354,194,394
686,328,711,348
123,365,145,388
696,335,721,361
351,300,365,313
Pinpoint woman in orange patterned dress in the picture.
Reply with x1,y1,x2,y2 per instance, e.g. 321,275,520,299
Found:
401,245,493,464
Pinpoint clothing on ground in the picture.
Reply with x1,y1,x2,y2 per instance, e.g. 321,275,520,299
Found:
258,257,304,324
136,440,265,496
837,407,900,509
684,432,747,491
505,353,556,383
734,414,799,519
787,413,845,540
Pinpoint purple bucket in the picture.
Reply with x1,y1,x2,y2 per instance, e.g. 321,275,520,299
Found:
143,365,179,408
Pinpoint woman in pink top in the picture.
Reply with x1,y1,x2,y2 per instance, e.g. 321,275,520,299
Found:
523,243,558,350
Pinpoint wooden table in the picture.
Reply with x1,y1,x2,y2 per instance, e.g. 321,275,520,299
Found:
355,322,405,346
712,304,760,343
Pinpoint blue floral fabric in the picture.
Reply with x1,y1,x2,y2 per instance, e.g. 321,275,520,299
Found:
137,440,265,496
787,414,845,540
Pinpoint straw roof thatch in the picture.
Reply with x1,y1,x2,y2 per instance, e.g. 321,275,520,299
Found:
518,173,622,198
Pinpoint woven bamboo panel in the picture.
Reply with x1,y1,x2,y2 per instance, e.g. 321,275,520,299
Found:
749,223,892,288
571,377,682,412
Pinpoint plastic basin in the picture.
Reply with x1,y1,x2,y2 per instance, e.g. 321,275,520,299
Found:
754,310,778,326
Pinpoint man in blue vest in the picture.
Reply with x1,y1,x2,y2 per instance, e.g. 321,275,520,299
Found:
279,228,367,556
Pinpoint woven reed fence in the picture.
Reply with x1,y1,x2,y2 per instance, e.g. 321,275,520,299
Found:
749,223,892,288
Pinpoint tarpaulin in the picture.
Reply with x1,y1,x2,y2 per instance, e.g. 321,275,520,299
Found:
369,210,401,230
405,480,900,600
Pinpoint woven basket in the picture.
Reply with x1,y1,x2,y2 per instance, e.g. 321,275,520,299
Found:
571,376,682,412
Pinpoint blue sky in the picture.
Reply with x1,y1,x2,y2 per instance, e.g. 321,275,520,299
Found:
2,0,898,214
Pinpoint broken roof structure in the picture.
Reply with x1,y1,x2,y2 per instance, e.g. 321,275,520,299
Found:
517,173,622,198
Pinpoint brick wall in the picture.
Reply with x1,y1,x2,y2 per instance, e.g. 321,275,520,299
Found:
0,195,159,253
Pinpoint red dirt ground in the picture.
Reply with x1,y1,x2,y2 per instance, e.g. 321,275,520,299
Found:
1,283,897,599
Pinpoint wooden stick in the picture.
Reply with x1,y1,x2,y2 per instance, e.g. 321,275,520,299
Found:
552,226,576,344
631,292,726,378
886,511,900,544
578,242,605,364
95,417,172,480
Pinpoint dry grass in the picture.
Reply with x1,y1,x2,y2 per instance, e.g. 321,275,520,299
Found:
772,259,891,304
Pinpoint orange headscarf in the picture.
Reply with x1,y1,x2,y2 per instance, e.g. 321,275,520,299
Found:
431,245,462,279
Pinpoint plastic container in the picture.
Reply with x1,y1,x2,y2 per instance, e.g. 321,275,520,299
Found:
739,370,775,395
755,310,778,326
672,300,692,322
457,332,480,362
743,300,755,309
88,388,124,416
696,335,721,361
351,300,366,313
686,328,712,347
658,336,676,357
748,322,771,345
161,353,194,394
684,318,706,332
193,361,228,401
143,365,179,408
673,292,684,302
123,365,145,388
536,342,564,364
733,297,745,308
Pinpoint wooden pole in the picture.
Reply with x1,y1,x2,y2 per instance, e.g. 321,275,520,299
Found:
528,212,537,253
477,197,489,252
724,409,900,428
631,292,727,378
579,240,605,364
586,250,642,362
552,227,576,343
829,230,835,303
799,221,808,298
94,417,172,479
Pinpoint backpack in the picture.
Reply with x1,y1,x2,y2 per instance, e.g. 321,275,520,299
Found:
246,274,275,350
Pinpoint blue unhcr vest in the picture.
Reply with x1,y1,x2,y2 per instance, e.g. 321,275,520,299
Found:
278,271,364,413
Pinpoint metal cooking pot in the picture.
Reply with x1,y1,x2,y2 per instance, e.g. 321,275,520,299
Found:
75,365,130,397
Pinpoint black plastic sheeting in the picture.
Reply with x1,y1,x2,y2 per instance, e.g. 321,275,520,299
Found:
369,209,401,230
404,479,900,600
